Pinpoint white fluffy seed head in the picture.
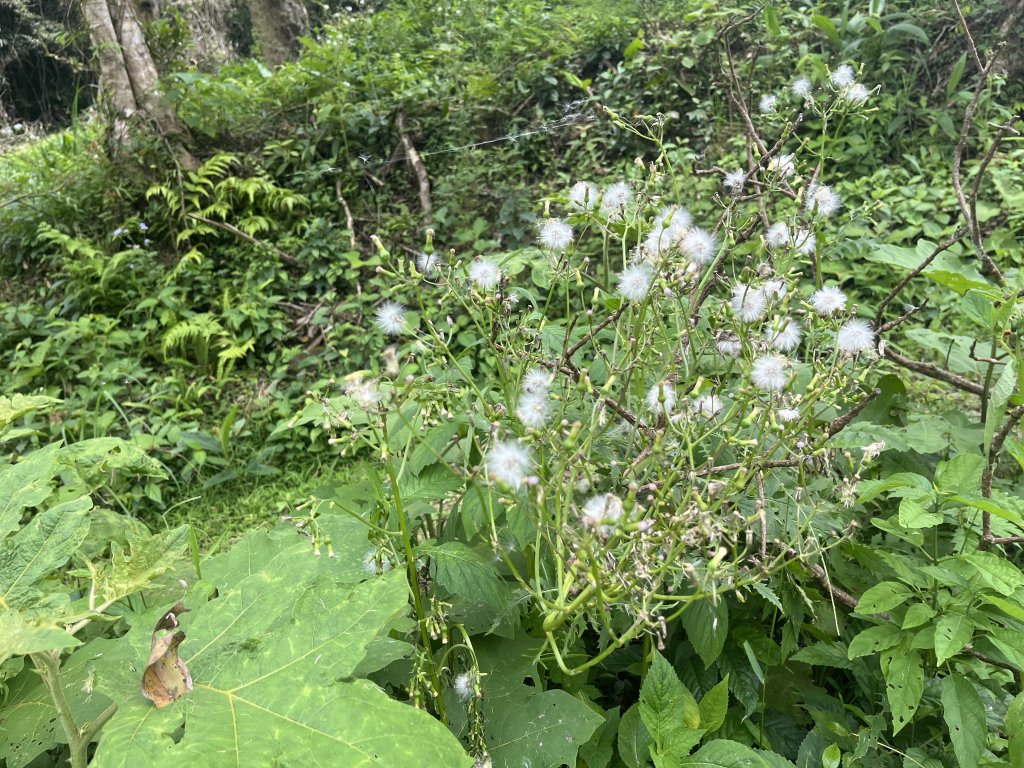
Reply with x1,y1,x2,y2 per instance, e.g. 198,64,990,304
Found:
768,153,796,178
766,222,790,249
730,283,768,322
751,354,791,392
681,227,717,265
453,671,475,702
778,407,800,422
759,94,778,114
618,263,654,302
538,218,574,250
844,83,870,104
568,181,599,212
792,77,812,98
765,317,803,352
581,493,625,533
600,181,633,219
416,252,441,275
485,440,532,489
646,382,676,414
830,64,856,88
522,368,552,394
515,391,550,429
810,285,848,316
692,394,723,418
836,319,875,354
469,258,501,289
724,169,745,193
805,184,841,217
374,301,406,335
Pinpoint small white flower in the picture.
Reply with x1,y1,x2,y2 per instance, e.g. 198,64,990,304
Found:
751,354,791,392
830,64,856,88
792,77,812,98
568,181,599,212
416,251,441,275
681,227,717,265
692,394,723,418
516,391,550,429
805,184,841,217
522,368,552,394
836,319,875,354
810,285,847,316
778,407,800,422
581,493,625,532
600,182,633,219
768,153,796,178
730,283,768,322
765,317,803,352
538,218,574,250
375,301,406,335
844,83,870,105
646,382,676,414
468,258,501,289
724,169,745,193
617,263,654,302
759,94,778,114
453,671,476,702
766,222,790,249
794,228,816,255
485,440,532,489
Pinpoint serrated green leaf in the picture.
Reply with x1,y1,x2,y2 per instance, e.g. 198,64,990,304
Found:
408,420,461,476
90,525,190,605
680,738,778,766
618,703,653,768
881,640,923,735
941,674,985,768
0,495,91,609
1008,691,1024,766
640,651,699,749
898,497,942,529
697,676,729,732
822,743,841,768
578,706,620,768
958,551,1024,596
935,453,985,496
472,635,602,768
857,581,913,614
934,612,973,665
398,463,463,502
0,611,80,665
91,571,471,767
417,540,511,611
848,624,903,659
0,442,60,541
681,598,728,668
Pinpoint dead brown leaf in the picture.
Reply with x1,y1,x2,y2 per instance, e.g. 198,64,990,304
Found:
141,601,193,708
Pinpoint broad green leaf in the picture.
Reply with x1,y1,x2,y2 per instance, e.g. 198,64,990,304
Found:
934,453,985,496
1006,437,1024,471
0,611,80,665
640,651,699,750
0,645,111,768
983,594,1024,622
985,359,1018,457
934,612,973,665
680,738,780,766
791,642,853,669
822,743,841,768
857,473,931,503
656,729,704,766
848,624,903,659
91,571,471,767
1007,691,1024,767
941,675,985,768
880,640,923,735
898,497,942,529
888,21,929,44
88,525,190,605
681,597,728,668
857,582,912,614
987,628,1024,669
949,494,1024,526
958,551,1024,596
0,495,91,609
0,395,60,433
472,635,602,768
578,706,620,768
902,603,936,629
398,463,463,501
408,420,461,475
618,702,654,768
697,676,729,732
417,540,511,611
0,442,60,541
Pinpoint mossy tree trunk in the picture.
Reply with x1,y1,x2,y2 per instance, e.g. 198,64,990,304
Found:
248,0,308,67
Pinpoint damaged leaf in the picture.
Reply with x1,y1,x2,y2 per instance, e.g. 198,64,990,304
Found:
140,602,192,708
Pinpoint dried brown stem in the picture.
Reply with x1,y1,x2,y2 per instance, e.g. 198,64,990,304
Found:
395,111,432,221
882,347,984,396
875,232,963,326
335,180,357,249
188,214,301,267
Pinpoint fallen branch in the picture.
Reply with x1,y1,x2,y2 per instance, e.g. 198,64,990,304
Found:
396,111,432,221
187,214,301,267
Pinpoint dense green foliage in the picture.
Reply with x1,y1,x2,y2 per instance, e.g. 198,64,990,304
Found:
1,1,1024,766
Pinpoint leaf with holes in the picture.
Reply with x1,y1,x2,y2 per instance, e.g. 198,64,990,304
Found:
934,611,973,665
880,639,923,736
941,674,985,768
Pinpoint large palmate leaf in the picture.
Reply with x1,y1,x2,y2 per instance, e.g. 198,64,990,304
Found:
0,442,61,541
88,519,471,768
83,524,191,605
470,636,602,768
0,611,80,666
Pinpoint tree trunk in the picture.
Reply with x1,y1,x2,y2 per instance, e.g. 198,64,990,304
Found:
80,0,197,168
169,0,236,71
248,0,308,67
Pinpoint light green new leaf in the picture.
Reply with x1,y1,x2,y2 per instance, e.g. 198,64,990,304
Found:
680,738,786,766
472,636,602,768
958,551,1024,596
902,603,936,629
0,611,80,665
941,674,986,768
857,582,913,614
934,612,973,665
880,640,923,735
0,442,60,541
0,495,91,609
697,676,729,733
91,570,471,767
898,497,942,529
0,395,60,434
681,598,728,668
417,540,511,611
640,651,699,749
90,525,190,605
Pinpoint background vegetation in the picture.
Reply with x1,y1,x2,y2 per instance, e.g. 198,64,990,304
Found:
1,0,1023,766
